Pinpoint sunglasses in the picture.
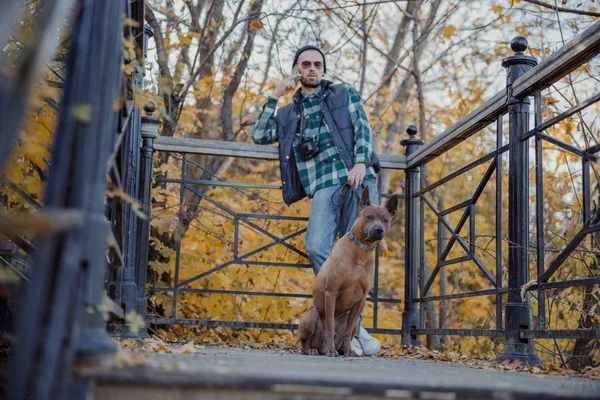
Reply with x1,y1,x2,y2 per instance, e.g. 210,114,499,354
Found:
300,61,324,69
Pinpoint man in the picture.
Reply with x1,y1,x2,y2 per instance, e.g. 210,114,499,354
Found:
252,45,381,356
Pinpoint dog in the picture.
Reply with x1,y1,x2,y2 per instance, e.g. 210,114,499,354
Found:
299,186,398,356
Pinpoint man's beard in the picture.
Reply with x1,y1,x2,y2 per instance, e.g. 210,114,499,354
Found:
301,76,321,88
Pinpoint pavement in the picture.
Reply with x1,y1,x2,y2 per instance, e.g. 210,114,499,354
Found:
83,346,600,400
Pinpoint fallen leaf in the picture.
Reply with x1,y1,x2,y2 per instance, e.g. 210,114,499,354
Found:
181,342,196,354
115,348,147,368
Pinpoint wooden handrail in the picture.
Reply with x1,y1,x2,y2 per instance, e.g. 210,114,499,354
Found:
512,20,600,98
406,20,600,168
153,136,407,170
406,91,507,168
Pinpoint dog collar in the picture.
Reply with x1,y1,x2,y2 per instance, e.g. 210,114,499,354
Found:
348,231,377,252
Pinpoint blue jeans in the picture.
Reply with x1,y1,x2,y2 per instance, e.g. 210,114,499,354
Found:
305,179,379,330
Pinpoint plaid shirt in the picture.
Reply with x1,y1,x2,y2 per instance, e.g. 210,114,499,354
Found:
252,85,375,197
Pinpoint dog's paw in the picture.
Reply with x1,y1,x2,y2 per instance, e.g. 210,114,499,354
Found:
349,349,360,357
307,349,319,356
326,349,340,357
340,349,357,357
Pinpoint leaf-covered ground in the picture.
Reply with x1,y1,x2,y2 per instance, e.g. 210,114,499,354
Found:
114,337,600,380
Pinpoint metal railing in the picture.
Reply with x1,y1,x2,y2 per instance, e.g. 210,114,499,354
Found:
3,1,150,398
142,137,407,334
401,24,600,364
134,22,600,366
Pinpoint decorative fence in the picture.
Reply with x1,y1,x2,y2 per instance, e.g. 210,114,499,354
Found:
402,27,600,364
138,22,600,365
143,137,406,334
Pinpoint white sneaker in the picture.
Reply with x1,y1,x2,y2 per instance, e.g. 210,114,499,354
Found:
356,326,381,356
350,337,363,356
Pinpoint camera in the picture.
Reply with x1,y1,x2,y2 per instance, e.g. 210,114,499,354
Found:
298,135,320,161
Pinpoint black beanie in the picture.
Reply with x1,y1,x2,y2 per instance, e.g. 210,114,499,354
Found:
292,45,327,74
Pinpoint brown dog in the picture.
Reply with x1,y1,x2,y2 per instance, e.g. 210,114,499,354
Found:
299,186,398,357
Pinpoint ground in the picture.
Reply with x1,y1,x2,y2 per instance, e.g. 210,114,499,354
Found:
114,337,600,380
74,337,600,400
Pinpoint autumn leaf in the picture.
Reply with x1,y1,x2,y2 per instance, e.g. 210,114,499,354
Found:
115,348,147,368
180,342,197,354
516,24,528,36
71,103,92,123
106,189,148,220
123,63,135,75
0,210,83,236
442,25,456,39
123,17,140,28
249,20,263,31
125,311,146,334
178,33,191,45
153,343,172,353
149,260,172,275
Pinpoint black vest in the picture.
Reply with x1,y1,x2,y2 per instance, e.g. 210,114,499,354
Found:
275,80,378,205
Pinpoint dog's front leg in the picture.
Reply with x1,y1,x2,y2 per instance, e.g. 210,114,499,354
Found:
341,296,366,357
323,290,338,357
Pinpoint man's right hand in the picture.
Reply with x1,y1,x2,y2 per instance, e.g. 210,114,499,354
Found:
272,74,302,99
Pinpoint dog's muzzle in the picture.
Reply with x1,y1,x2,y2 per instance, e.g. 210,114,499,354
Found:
367,225,385,241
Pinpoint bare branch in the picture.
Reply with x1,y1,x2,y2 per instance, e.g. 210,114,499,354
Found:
177,1,249,102
221,0,266,141
521,0,600,17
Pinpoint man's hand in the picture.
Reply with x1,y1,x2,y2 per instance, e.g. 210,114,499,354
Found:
347,163,366,189
272,74,302,98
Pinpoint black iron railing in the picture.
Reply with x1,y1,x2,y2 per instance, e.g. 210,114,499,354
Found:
2,1,150,398
134,22,600,366
141,140,406,334
401,26,600,364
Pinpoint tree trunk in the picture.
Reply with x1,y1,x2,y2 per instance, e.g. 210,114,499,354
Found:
377,0,441,196
182,0,265,232
371,1,416,150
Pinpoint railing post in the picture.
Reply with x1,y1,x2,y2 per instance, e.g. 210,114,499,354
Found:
498,37,541,365
401,124,423,346
133,25,157,336
135,101,160,332
118,74,142,338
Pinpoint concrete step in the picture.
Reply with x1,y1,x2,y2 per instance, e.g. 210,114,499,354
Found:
79,348,600,400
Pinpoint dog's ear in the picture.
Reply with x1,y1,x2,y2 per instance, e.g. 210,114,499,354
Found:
359,186,371,209
385,194,398,218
